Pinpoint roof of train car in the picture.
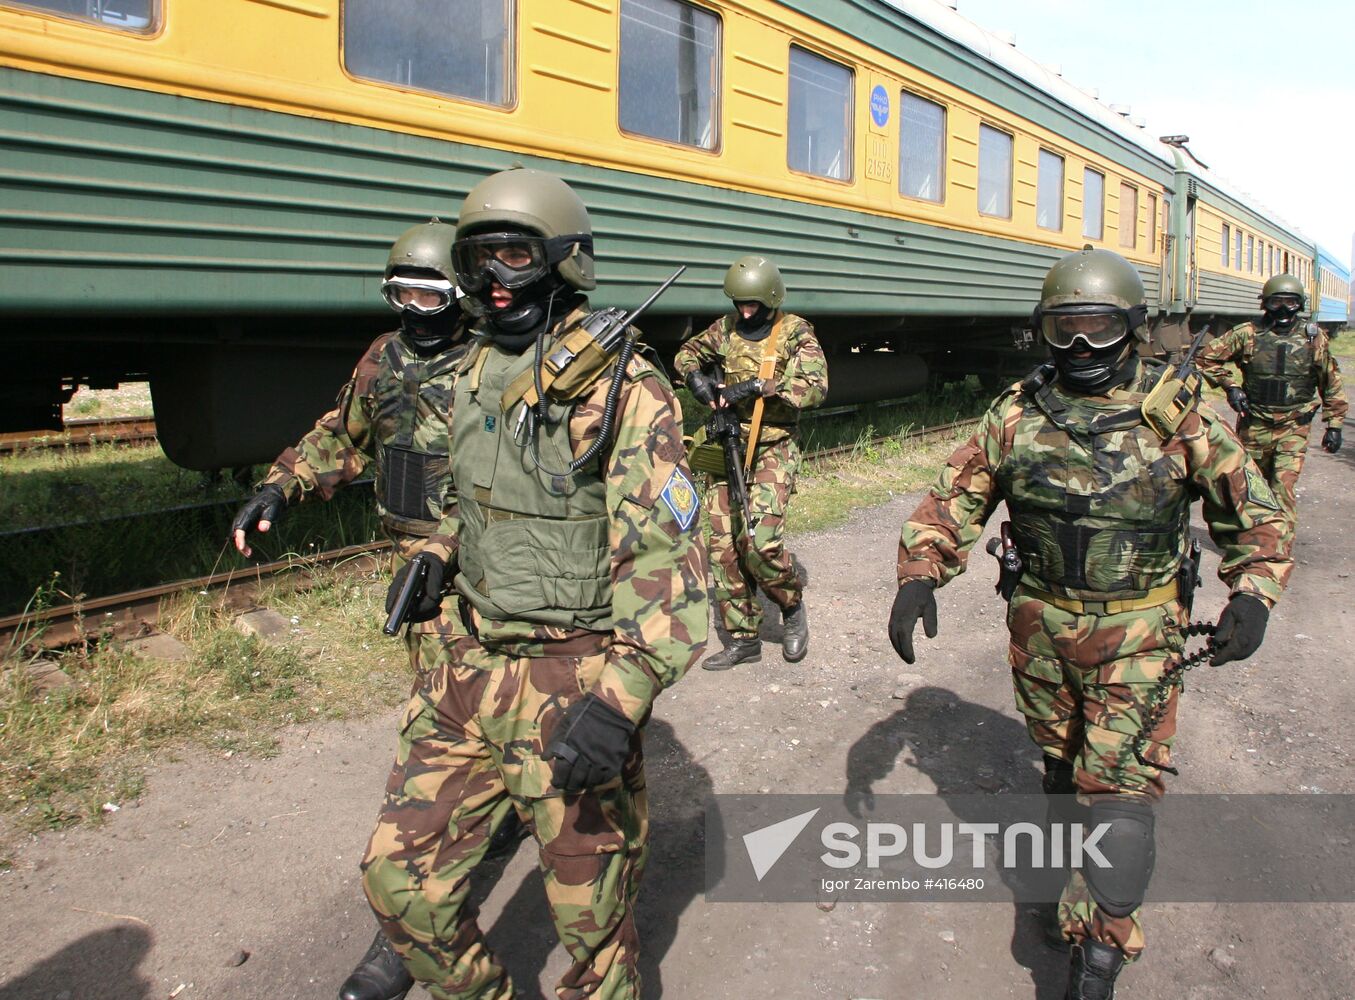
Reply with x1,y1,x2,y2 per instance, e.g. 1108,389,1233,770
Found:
876,0,1316,252
1316,245,1351,279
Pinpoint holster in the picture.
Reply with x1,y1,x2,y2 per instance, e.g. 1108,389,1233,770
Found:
1177,537,1202,618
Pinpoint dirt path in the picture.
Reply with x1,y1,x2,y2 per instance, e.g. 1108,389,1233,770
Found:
3,419,1353,1000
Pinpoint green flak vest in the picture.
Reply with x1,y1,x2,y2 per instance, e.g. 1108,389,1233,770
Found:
1241,324,1320,412
369,337,461,536
451,342,612,632
995,362,1191,601
717,313,802,428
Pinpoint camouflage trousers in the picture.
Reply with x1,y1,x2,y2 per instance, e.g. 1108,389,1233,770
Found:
1236,412,1313,518
705,436,802,639
361,635,649,1000
1007,588,1187,961
393,533,468,684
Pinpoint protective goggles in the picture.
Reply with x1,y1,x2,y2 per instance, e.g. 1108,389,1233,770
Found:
381,275,455,316
452,232,589,292
1039,307,1131,350
1264,294,1302,311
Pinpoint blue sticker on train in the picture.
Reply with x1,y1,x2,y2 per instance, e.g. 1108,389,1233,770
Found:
870,85,890,127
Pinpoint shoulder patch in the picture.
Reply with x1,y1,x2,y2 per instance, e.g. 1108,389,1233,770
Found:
659,467,699,531
1244,464,1281,511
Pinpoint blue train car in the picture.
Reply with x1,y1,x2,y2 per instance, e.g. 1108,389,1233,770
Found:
1314,245,1350,333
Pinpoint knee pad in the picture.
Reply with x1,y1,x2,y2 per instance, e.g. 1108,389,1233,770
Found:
1041,754,1075,796
1084,797,1156,918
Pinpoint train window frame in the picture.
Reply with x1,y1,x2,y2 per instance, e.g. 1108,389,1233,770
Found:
786,44,855,184
1247,235,1254,273
1118,181,1137,249
1221,224,1230,267
1147,192,1158,249
1081,167,1104,241
340,0,518,112
3,0,160,34
977,123,1013,220
1234,229,1242,271
897,89,947,205
616,0,723,155
1036,147,1064,231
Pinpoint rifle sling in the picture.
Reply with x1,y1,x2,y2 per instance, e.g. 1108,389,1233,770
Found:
742,315,785,475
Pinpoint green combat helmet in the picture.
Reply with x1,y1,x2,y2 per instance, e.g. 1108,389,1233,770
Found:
1036,247,1150,343
723,254,786,309
1260,273,1306,310
454,167,595,291
385,218,457,283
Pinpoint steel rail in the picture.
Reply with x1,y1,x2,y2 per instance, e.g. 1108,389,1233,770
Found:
0,416,158,454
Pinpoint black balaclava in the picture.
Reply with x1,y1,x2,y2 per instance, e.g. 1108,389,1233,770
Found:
1051,335,1138,395
734,301,775,341
400,310,460,357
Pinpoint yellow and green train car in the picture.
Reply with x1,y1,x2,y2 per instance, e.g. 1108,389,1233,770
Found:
0,0,1324,468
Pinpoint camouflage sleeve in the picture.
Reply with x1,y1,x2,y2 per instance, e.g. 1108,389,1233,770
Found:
1315,334,1349,427
896,397,1009,588
259,336,386,502
671,319,724,380
589,366,710,725
1182,409,1293,607
1195,325,1250,391
772,318,828,411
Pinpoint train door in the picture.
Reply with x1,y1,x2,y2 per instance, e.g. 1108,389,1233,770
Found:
1185,193,1198,307
1158,194,1172,306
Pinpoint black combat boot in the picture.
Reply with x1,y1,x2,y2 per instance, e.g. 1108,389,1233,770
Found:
338,930,413,1000
781,603,808,662
701,636,761,671
1065,940,1125,1000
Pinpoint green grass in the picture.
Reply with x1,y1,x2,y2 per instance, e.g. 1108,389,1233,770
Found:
1,564,409,837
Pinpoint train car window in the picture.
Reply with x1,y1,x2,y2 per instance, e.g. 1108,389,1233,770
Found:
1147,192,1158,249
1118,182,1137,249
1283,251,1290,273
1082,168,1104,240
787,46,853,181
1221,224,1230,267
7,0,156,30
977,124,1012,218
618,0,720,151
1234,229,1242,270
343,0,515,108
1247,235,1254,273
898,91,946,203
1036,148,1063,230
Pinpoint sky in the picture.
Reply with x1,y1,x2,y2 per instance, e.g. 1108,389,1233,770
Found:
948,0,1354,269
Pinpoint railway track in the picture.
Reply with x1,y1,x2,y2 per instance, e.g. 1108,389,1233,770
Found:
1,417,976,654
0,415,158,454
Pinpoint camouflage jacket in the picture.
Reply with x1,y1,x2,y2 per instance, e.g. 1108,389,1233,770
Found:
672,311,828,444
898,360,1293,608
425,304,710,725
261,330,468,541
1196,320,1348,427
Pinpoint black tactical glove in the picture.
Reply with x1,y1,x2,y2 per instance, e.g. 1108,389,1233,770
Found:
384,550,448,624
1322,427,1342,453
887,579,938,664
1226,387,1250,417
685,371,719,408
543,693,636,792
230,483,286,553
720,378,766,406
1209,593,1270,666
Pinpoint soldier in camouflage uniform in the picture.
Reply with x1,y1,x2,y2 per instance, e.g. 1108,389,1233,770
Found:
230,221,483,1000
1195,272,1346,531
886,249,1293,999
673,255,828,670
359,168,709,1000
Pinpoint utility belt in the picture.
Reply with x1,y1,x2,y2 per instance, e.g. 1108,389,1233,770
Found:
1246,402,1320,426
1021,580,1179,616
455,596,612,659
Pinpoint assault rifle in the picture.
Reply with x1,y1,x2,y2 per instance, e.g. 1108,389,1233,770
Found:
707,363,755,530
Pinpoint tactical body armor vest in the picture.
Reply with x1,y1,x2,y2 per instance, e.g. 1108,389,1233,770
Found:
370,337,460,536
995,361,1191,602
451,340,613,632
717,313,801,430
1240,323,1319,413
